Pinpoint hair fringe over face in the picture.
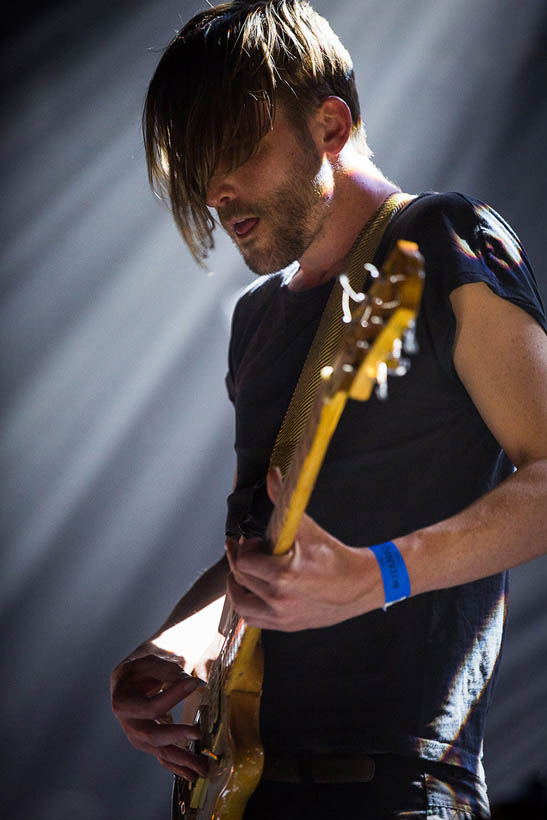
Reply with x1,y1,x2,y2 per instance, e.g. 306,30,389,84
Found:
143,1,368,263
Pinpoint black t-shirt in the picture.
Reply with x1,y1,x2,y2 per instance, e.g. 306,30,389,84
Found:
225,192,547,775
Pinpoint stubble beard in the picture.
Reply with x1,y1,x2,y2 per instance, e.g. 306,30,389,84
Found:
228,145,328,276
243,181,327,276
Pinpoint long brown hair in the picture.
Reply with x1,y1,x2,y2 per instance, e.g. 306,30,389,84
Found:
144,1,367,263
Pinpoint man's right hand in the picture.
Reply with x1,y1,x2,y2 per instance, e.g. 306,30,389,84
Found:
111,648,210,781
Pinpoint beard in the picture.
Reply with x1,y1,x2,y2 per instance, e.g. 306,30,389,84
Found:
218,142,329,276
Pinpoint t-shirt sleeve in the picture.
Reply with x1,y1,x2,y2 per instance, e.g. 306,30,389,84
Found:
388,193,547,377
225,369,236,404
225,297,241,405
224,278,270,405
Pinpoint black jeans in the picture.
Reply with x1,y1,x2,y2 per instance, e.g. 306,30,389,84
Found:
243,754,491,820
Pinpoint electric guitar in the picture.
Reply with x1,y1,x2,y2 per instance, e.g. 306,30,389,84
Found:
170,239,425,819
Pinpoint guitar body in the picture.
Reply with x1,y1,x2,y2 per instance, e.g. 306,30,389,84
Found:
173,634,265,819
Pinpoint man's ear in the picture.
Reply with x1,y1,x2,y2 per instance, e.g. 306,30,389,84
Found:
311,96,353,158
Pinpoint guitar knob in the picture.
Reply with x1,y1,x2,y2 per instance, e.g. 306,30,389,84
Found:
375,381,388,401
403,321,419,355
375,361,388,400
385,338,409,375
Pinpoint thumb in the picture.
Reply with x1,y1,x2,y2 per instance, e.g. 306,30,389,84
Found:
266,465,283,504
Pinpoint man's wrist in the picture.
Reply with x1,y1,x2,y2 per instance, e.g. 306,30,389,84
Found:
368,541,411,610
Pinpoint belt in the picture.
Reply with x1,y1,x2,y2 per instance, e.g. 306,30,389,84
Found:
262,751,376,784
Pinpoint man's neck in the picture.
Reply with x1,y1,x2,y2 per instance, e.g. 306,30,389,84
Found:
288,158,400,292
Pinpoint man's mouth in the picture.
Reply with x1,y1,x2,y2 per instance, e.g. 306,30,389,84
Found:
233,217,259,238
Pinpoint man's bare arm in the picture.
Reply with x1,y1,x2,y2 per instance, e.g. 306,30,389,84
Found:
400,281,547,594
110,555,229,780
150,555,229,642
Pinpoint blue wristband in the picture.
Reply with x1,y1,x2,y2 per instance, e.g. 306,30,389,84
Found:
369,541,411,610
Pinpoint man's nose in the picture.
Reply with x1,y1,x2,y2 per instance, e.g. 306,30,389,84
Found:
206,173,236,209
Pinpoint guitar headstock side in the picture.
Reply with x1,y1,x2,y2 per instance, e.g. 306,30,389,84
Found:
323,239,425,402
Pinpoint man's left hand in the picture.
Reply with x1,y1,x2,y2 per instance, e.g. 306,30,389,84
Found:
225,467,383,631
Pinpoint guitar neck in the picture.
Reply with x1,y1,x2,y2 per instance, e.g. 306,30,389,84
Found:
266,385,349,555
218,385,348,692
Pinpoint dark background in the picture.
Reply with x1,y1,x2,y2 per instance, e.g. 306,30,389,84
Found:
2,1,546,817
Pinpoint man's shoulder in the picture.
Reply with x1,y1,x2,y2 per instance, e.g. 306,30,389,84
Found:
398,191,487,229
233,267,294,315
238,270,285,302
387,191,522,261
229,270,289,337
385,191,545,329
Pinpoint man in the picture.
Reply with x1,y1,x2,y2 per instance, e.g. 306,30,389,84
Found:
111,2,547,817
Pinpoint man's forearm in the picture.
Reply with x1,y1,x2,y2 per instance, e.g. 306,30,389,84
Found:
398,459,547,598
151,554,229,640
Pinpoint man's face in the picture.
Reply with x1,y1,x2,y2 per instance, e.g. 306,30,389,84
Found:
206,106,331,275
